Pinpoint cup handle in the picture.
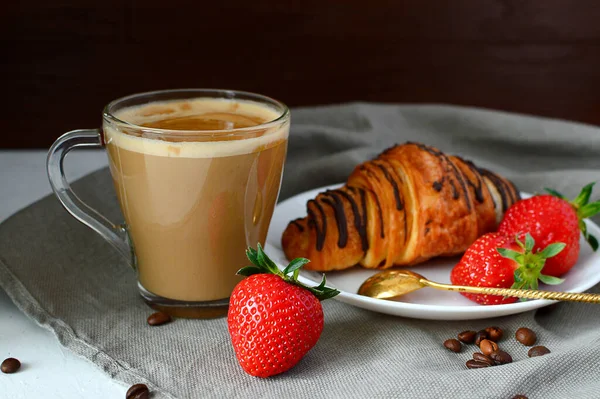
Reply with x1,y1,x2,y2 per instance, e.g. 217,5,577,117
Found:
46,129,133,266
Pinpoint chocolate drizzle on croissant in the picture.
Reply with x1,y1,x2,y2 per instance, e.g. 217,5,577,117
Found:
307,199,327,251
375,163,404,210
282,142,521,271
322,189,369,251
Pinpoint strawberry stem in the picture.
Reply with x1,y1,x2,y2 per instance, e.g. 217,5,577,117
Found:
238,243,340,301
545,182,600,251
497,233,565,295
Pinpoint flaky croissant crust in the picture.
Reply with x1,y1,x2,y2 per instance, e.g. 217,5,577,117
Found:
282,142,520,271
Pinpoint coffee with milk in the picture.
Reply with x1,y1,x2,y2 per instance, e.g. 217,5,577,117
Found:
104,98,288,303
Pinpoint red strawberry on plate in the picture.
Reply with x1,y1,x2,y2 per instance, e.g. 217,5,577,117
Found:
498,183,600,277
450,232,565,305
227,244,339,378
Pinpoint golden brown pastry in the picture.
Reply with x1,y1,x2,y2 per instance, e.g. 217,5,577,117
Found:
281,142,520,271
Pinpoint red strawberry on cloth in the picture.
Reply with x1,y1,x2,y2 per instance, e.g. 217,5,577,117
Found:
450,232,565,305
498,183,600,277
227,244,339,378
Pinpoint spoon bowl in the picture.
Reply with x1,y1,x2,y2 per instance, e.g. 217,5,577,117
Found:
358,270,428,299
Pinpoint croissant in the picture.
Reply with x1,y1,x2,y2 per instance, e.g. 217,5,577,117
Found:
281,142,520,271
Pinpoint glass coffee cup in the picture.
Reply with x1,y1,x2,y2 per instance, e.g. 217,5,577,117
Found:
47,89,290,318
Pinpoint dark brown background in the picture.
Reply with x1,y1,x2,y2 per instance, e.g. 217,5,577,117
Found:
3,0,600,148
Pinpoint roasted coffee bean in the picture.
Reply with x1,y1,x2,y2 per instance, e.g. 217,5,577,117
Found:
466,359,491,369
126,383,150,399
479,339,499,356
147,311,172,326
528,345,551,357
472,352,495,366
490,350,513,365
457,330,476,344
515,327,537,346
1,358,21,374
443,338,462,353
484,326,503,342
474,330,488,346
512,395,528,399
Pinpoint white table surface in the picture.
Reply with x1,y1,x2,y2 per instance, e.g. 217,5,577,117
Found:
0,150,126,398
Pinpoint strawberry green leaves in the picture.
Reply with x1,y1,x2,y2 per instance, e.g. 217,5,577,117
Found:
573,183,594,208
538,274,564,285
545,182,600,251
237,246,277,276
283,258,310,276
543,188,567,200
238,243,340,301
497,233,565,293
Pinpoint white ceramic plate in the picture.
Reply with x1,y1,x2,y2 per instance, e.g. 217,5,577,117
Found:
265,184,600,320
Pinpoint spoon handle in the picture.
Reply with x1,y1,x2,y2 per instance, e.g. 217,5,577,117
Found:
422,280,600,303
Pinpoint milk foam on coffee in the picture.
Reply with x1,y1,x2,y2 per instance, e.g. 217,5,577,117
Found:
104,98,288,302
106,98,285,158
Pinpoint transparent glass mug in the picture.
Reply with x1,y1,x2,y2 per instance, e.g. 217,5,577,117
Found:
47,89,290,318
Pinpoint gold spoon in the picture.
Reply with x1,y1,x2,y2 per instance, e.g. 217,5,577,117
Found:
357,270,600,303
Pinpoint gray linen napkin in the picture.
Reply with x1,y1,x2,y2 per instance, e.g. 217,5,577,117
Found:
1,104,599,399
